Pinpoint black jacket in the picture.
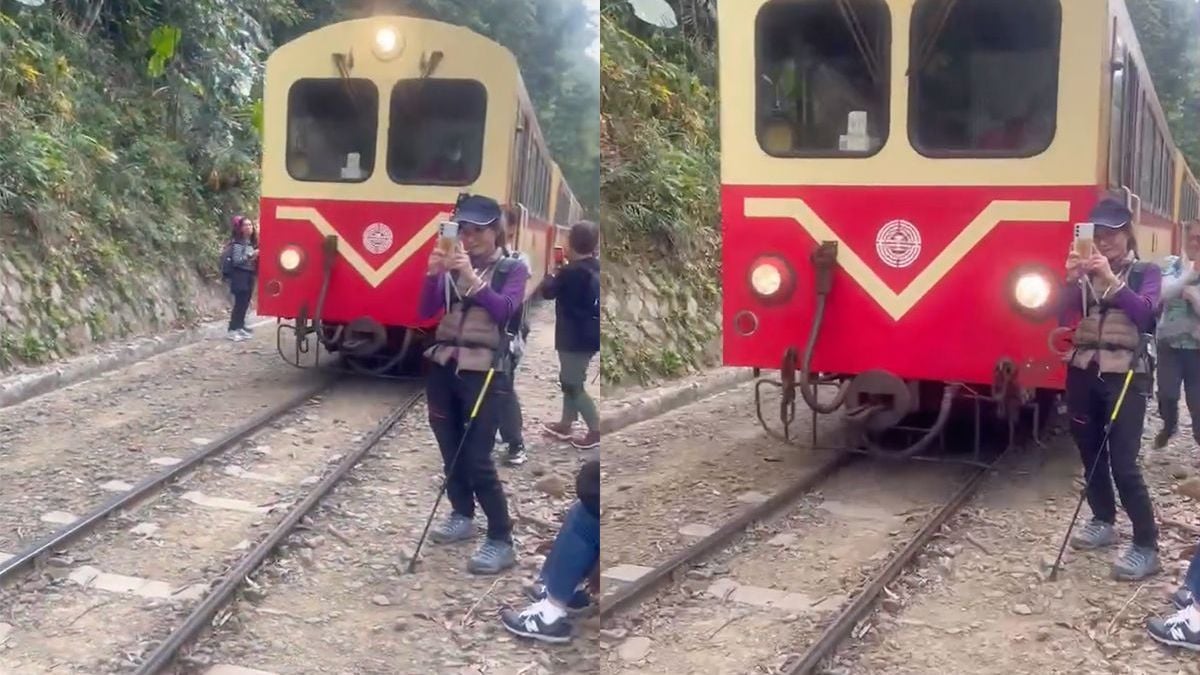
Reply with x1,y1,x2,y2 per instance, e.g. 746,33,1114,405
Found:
575,458,600,517
541,256,600,353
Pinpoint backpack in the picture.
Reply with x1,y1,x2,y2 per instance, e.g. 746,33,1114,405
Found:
219,241,235,280
490,254,531,362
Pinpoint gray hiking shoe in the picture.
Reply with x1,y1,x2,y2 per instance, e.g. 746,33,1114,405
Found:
467,538,516,575
1113,545,1160,581
1070,519,1117,550
430,513,475,544
1171,586,1194,610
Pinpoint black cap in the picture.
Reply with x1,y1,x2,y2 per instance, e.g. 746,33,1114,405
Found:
453,195,502,228
1089,198,1133,229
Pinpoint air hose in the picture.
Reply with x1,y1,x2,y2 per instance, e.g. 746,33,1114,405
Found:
798,242,852,414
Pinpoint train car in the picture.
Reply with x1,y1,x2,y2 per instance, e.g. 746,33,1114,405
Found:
549,162,583,263
256,16,573,374
1175,151,1200,234
717,0,1197,451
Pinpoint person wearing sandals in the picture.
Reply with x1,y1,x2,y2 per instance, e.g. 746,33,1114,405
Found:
1061,198,1161,581
227,216,258,342
500,458,599,643
540,221,601,450
417,195,526,575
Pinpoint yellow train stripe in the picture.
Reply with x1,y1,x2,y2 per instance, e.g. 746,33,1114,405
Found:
743,198,1071,321
275,206,450,288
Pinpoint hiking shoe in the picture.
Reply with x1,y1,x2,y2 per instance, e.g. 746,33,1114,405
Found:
524,582,592,616
505,446,528,467
1070,520,1117,550
467,538,516,575
571,430,600,450
1147,603,1200,651
226,330,247,342
542,422,573,440
430,513,475,544
1113,545,1160,581
238,328,254,339
1154,427,1175,449
500,599,573,644
1171,586,1194,610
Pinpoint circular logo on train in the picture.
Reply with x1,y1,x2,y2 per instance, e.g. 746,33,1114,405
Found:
362,223,394,255
875,220,922,269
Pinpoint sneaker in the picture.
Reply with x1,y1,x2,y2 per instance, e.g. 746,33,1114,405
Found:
226,330,246,342
542,422,573,440
1112,545,1161,581
430,513,475,544
467,538,516,575
505,446,528,467
570,430,600,450
524,582,592,616
1070,519,1117,550
1154,427,1175,449
1170,587,1194,610
500,599,573,644
238,328,254,338
1147,603,1200,651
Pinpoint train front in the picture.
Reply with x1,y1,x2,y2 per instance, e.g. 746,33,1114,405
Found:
717,0,1119,449
256,17,519,373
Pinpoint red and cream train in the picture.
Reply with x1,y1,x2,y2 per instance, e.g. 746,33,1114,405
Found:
255,16,582,373
718,0,1200,448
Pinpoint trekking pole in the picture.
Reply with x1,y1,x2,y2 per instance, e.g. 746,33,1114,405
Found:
407,366,497,573
1047,355,1140,582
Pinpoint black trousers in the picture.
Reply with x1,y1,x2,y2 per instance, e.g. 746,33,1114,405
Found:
1157,343,1200,441
426,361,511,542
229,288,251,331
1065,365,1158,549
497,358,525,450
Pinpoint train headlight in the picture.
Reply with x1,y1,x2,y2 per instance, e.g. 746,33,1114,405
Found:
373,27,403,60
1014,272,1051,309
748,255,795,303
279,246,305,275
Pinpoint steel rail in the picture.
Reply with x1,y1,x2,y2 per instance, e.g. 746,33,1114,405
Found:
0,376,337,585
782,453,1004,675
598,452,857,621
133,389,424,674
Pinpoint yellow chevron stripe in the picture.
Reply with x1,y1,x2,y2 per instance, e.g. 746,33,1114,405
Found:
743,198,1071,321
274,206,450,288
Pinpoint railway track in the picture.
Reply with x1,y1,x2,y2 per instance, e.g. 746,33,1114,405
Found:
0,378,424,674
599,445,1010,675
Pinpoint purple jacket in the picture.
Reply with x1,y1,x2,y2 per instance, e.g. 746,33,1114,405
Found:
418,253,528,325
1060,261,1161,333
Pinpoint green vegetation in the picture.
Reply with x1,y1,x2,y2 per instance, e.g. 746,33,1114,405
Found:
1128,0,1200,173
0,0,598,368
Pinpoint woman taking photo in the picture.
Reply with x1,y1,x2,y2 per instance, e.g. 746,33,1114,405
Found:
1061,197,1161,581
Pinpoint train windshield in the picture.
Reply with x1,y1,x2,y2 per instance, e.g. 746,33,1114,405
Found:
388,79,488,186
909,0,1061,157
754,0,890,157
286,78,378,182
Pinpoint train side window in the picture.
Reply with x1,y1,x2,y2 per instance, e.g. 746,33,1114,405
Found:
388,79,487,186
909,0,1061,157
754,0,890,157
1107,30,1126,190
286,79,378,183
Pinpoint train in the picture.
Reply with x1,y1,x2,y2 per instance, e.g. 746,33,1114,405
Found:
255,16,582,374
717,0,1200,454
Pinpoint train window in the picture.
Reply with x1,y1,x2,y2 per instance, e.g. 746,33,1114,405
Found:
286,79,379,183
909,0,1061,157
1107,31,1126,190
754,0,890,157
387,79,487,186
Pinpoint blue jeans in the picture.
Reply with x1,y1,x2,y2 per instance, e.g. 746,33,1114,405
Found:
1187,544,1200,600
543,502,600,604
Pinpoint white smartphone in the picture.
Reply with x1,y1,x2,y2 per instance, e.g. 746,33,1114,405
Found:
438,221,459,252
1073,222,1095,255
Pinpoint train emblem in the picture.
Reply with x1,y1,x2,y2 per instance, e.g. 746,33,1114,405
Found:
362,223,395,255
875,220,922,269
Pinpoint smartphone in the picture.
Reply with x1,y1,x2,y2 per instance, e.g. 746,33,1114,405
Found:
438,221,459,253
1073,222,1095,256
552,246,565,267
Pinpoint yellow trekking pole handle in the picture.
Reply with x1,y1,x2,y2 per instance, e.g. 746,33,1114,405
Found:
470,368,496,419
1109,368,1135,424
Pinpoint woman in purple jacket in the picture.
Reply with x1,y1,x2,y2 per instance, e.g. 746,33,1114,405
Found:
417,195,529,576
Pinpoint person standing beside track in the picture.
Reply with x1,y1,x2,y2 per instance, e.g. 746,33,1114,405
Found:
495,209,532,467
540,221,601,450
418,194,528,575
1061,197,1162,581
226,216,258,342
1154,226,1200,450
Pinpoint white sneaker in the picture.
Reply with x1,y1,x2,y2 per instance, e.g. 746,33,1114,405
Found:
227,330,246,342
238,329,253,339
